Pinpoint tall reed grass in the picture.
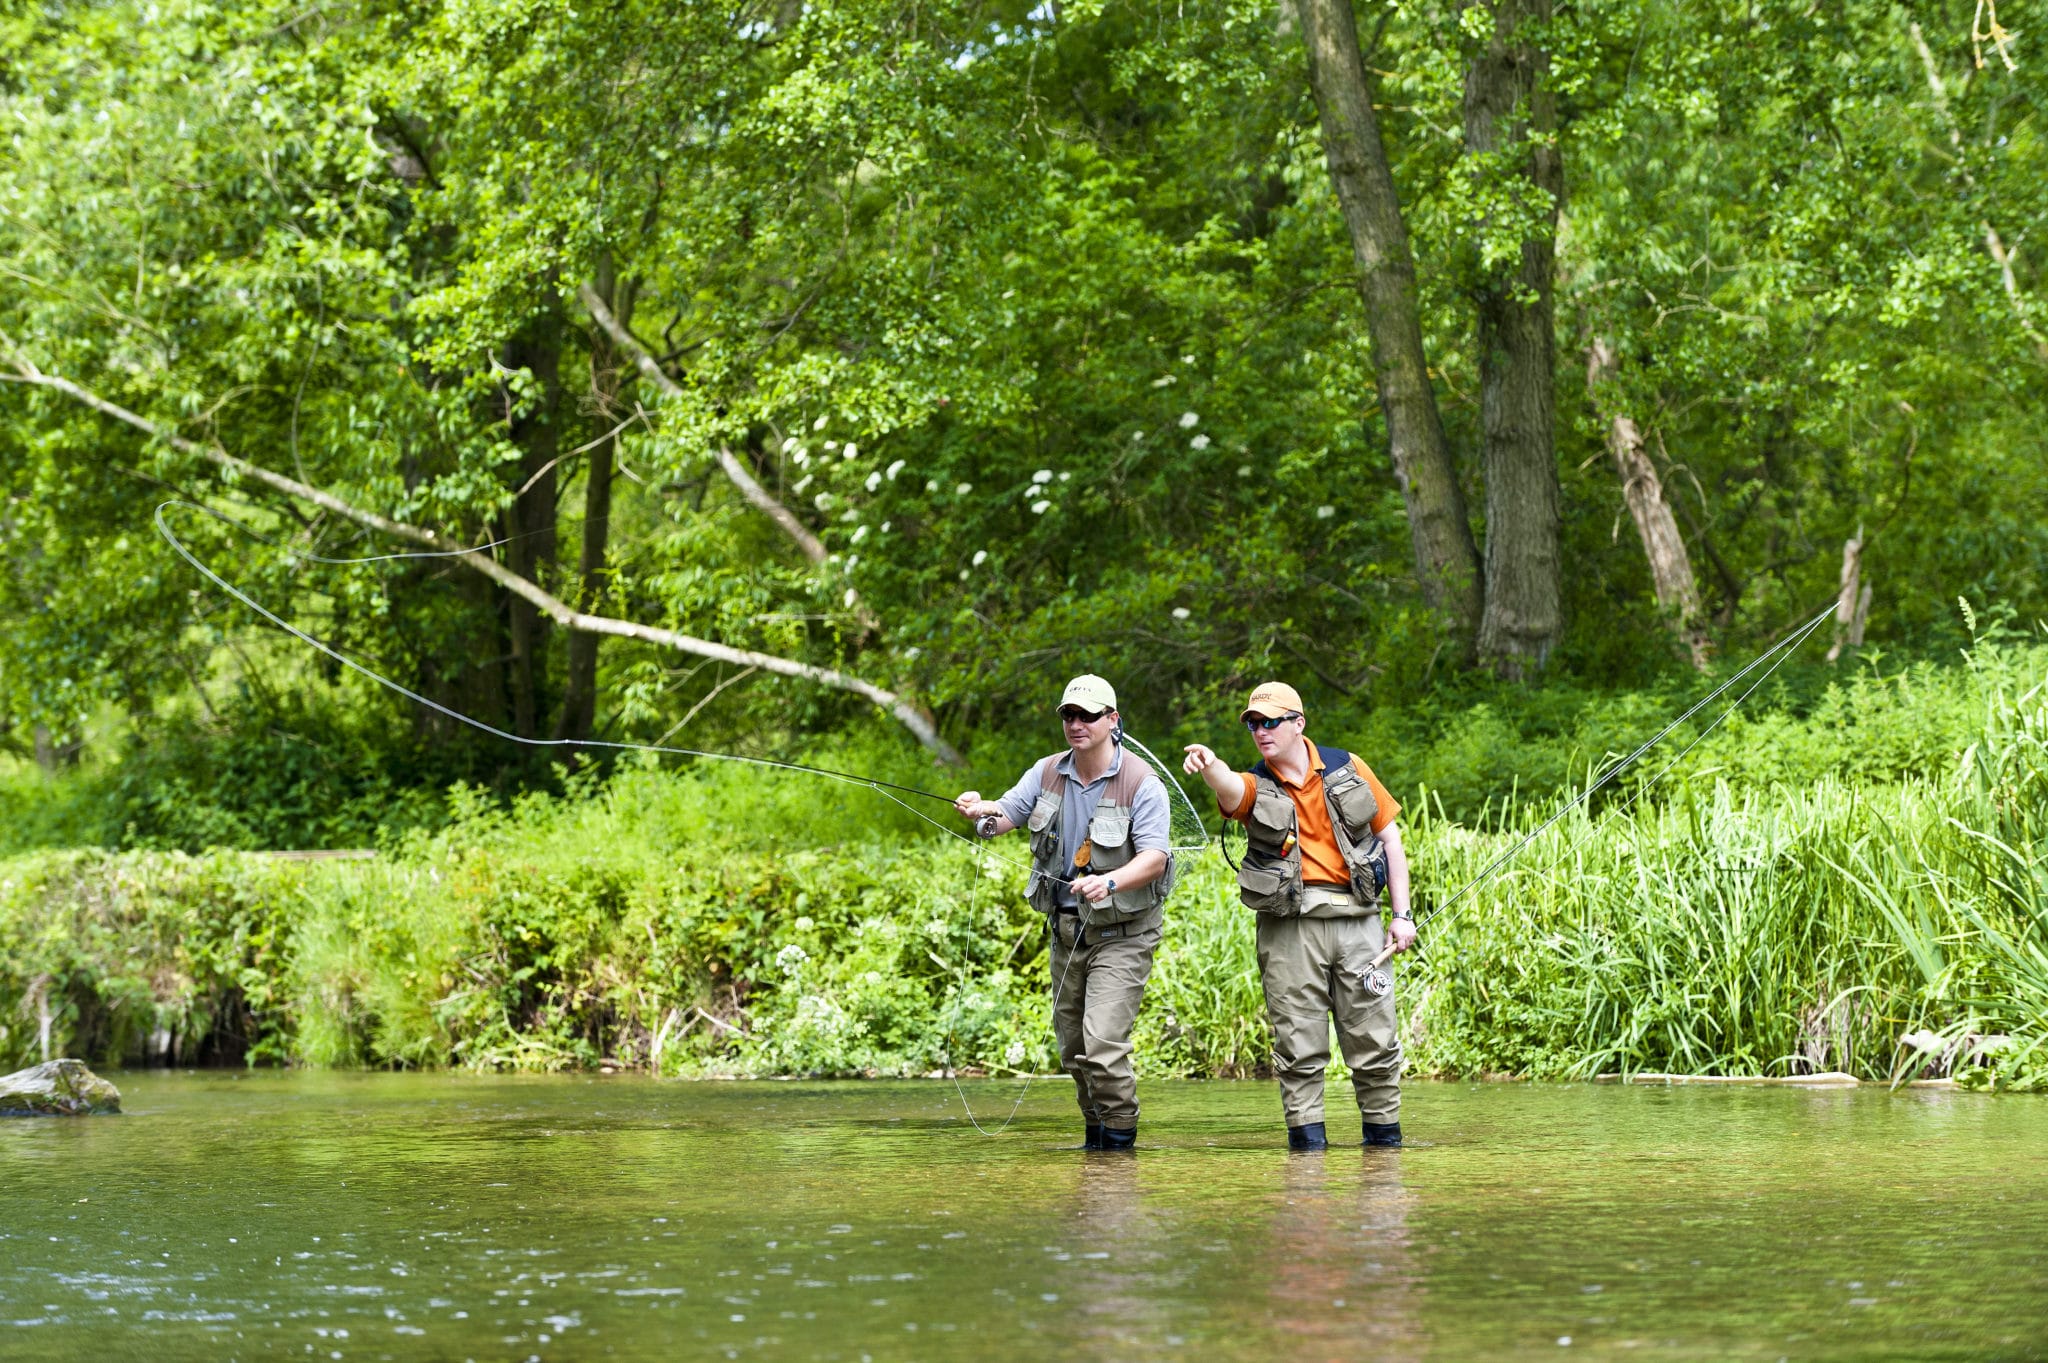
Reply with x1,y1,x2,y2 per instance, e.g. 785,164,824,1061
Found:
2,638,2042,1087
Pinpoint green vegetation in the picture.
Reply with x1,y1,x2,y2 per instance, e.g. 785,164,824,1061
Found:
5,634,2040,1087
2,1,2043,1083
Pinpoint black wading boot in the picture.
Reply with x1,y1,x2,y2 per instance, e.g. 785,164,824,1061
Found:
1100,1125,1137,1151
1083,1124,1105,1150
1287,1122,1329,1151
1362,1121,1403,1147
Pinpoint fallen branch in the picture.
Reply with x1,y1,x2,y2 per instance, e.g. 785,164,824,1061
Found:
0,360,961,763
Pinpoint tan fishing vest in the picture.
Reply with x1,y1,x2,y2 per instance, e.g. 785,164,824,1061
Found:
1237,744,1387,917
1024,752,1175,927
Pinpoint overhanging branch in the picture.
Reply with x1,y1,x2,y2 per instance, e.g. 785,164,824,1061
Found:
0,359,960,763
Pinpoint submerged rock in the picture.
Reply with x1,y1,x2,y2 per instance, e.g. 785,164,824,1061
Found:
0,1059,122,1116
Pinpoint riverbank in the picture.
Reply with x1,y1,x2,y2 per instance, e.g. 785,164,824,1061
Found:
2,633,2042,1088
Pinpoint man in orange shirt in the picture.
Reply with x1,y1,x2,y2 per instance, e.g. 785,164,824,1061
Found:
1184,682,1416,1149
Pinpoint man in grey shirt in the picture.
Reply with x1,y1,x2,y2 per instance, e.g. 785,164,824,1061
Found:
955,675,1173,1149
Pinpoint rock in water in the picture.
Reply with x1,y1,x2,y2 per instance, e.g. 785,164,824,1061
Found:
0,1059,122,1116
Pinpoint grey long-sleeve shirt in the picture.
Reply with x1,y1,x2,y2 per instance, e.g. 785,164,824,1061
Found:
995,745,1172,908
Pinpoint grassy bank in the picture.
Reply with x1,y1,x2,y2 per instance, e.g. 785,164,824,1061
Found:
2,638,2043,1087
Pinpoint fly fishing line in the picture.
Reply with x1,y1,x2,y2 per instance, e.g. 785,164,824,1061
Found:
1348,599,1841,995
158,498,1209,1136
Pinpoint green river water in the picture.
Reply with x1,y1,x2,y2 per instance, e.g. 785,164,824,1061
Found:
1,1073,2042,1361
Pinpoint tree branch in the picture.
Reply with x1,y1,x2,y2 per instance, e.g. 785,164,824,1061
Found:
0,360,960,764
576,282,828,563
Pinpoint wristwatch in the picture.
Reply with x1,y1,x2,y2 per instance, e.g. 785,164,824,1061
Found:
1391,909,1413,921
1105,878,1117,894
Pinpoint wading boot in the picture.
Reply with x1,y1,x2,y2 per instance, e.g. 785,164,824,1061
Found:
1100,1125,1137,1151
1287,1122,1328,1151
1362,1121,1403,1147
1083,1124,1105,1150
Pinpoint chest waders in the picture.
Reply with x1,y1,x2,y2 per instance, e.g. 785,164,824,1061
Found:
1023,752,1175,936
1235,744,1389,917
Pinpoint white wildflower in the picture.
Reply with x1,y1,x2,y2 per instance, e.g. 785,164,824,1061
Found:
813,414,829,431
926,479,941,493
1172,607,1191,620
1190,433,1211,450
887,459,906,481
864,471,882,492
793,915,815,932
1031,499,1052,514
879,521,891,533
1179,411,1200,428
774,943,809,977
845,554,859,571
956,482,973,496
1032,468,1053,484
864,970,884,986
1238,464,1253,477
843,587,858,607
1316,505,1336,520
781,436,799,453
824,440,839,452
839,507,858,521
1131,430,1145,442
814,492,834,511
926,917,947,936
959,568,971,580
792,474,813,494
792,447,810,465
850,525,869,544
1005,1041,1027,1067
1059,471,1071,481
972,549,988,567
1182,354,1196,365
1151,374,1176,387
842,442,858,460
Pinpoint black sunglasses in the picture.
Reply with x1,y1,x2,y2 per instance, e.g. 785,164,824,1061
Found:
1243,713,1301,732
1059,707,1109,723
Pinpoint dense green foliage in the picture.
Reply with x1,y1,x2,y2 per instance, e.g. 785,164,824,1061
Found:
2,0,2043,785
4,636,2042,1086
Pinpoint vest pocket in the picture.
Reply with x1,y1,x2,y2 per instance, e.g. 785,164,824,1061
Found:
1237,856,1300,915
1245,786,1296,852
1326,769,1380,834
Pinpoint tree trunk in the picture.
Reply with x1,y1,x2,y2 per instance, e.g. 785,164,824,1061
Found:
555,270,626,744
1826,531,1872,664
1464,0,1564,678
1293,0,1482,640
502,312,563,740
1586,339,1710,669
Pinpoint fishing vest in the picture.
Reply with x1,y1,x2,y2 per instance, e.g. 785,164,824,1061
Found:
1237,744,1388,917
1023,751,1175,928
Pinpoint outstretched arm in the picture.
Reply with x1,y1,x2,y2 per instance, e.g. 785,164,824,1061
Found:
1182,744,1246,813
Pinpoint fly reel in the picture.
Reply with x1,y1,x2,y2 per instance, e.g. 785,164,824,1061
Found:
1356,941,1397,998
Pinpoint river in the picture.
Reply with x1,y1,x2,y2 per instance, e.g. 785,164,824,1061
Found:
2,1073,2041,1360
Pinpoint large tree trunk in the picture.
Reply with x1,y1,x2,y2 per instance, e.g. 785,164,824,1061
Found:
1464,0,1564,677
1293,0,1482,641
502,311,563,740
1586,339,1709,669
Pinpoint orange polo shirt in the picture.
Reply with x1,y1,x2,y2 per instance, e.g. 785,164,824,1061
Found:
1222,742,1399,888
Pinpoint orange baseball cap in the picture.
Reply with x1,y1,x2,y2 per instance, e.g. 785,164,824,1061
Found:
1240,681,1303,720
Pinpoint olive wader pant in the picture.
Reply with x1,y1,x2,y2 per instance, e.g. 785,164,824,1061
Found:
1256,890,1402,1128
1048,909,1163,1132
